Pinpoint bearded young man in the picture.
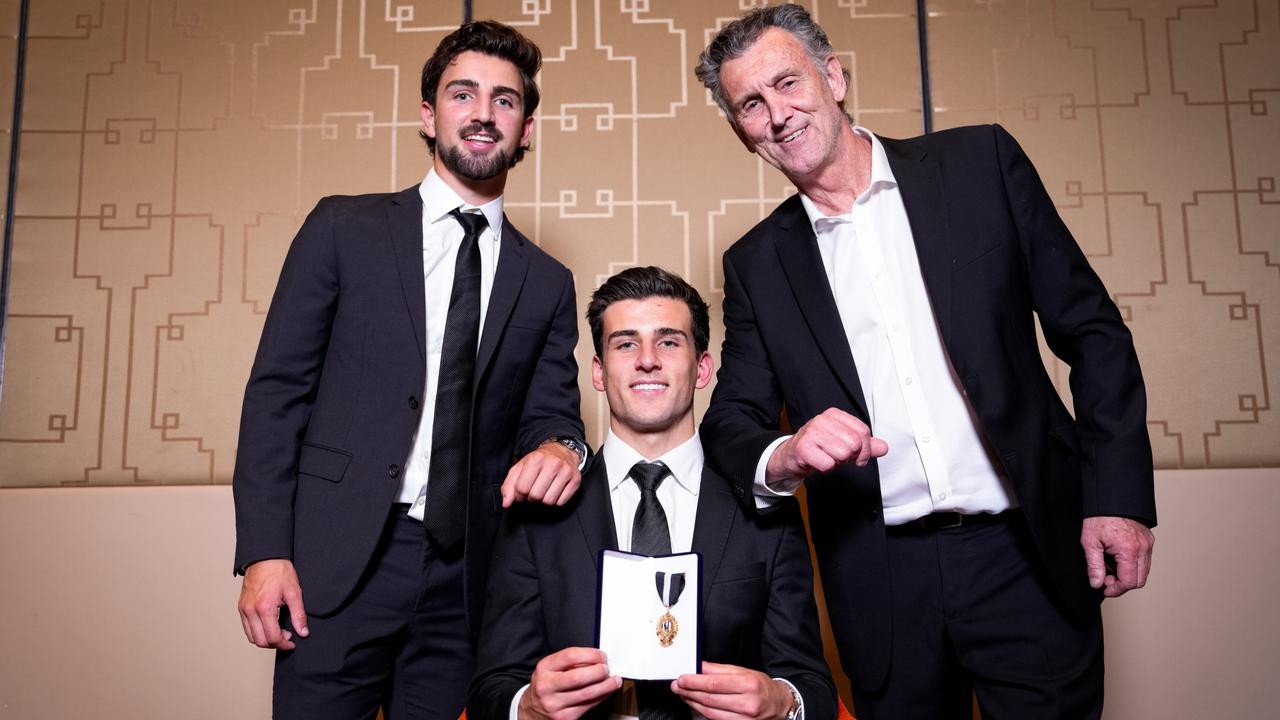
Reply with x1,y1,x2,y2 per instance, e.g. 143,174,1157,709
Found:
232,21,587,719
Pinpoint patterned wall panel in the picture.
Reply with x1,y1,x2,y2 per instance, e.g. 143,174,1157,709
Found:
1,0,1272,486
927,0,1280,468
0,0,466,486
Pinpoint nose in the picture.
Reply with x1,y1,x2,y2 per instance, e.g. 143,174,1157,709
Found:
636,343,660,371
767,95,792,130
472,93,494,124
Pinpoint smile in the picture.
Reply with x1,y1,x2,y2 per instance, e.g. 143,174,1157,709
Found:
780,128,804,143
631,383,667,392
463,134,497,144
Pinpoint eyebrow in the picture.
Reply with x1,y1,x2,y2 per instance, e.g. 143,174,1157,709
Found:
444,79,522,101
733,69,798,107
606,328,688,342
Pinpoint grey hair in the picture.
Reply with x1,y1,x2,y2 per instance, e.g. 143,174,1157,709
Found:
695,4,851,122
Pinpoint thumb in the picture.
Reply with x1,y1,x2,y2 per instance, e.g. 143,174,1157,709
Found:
284,588,309,638
869,437,889,458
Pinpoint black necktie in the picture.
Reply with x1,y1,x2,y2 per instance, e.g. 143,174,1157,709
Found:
627,462,688,720
629,461,672,557
424,209,485,552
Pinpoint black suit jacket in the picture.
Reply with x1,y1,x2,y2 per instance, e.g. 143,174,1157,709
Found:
468,456,836,720
700,124,1156,691
232,185,584,635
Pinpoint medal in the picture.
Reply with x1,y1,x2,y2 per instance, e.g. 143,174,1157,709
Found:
654,571,686,647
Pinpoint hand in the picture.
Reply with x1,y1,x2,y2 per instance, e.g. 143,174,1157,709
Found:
519,647,620,720
672,662,795,719
1081,516,1154,598
502,441,582,508
765,408,888,484
238,558,308,649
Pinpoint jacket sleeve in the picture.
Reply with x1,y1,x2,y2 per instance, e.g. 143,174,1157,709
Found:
760,500,838,720
994,124,1156,526
514,265,586,457
468,509,548,718
231,199,340,573
700,251,789,501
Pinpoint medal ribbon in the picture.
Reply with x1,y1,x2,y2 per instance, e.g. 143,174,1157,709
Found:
654,571,686,608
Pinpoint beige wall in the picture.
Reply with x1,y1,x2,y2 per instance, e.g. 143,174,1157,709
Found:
2,471,1277,718
0,0,1277,717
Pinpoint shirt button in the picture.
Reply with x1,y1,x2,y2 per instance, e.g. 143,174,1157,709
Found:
904,377,913,386
935,492,947,502
408,396,419,410
921,434,932,443
388,464,400,478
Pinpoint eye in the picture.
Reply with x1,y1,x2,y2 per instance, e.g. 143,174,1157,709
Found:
659,338,680,348
495,96,515,108
453,91,473,102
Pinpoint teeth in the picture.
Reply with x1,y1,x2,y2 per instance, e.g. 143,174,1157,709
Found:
782,128,803,142
465,135,495,143
633,383,666,391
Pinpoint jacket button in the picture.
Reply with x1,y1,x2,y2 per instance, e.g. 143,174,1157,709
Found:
408,396,419,410
732,485,745,498
388,464,400,478
867,509,880,522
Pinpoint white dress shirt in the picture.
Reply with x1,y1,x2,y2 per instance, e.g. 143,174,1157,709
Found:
398,169,505,520
511,431,803,719
603,430,703,555
756,127,1016,525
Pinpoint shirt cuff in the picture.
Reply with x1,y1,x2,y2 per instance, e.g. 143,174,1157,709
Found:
510,684,530,720
773,677,804,719
753,435,799,510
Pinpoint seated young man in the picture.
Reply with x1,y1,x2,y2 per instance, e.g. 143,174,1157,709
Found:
469,266,836,719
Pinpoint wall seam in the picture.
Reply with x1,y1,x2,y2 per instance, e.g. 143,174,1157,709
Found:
0,0,30,394
917,0,933,134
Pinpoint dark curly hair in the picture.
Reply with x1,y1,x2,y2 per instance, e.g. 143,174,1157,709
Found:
419,21,542,163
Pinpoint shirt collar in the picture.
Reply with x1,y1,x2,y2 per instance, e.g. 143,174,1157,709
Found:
419,168,505,242
602,429,703,498
799,126,899,234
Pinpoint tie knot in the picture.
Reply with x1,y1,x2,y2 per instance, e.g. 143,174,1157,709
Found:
449,208,487,239
629,461,669,494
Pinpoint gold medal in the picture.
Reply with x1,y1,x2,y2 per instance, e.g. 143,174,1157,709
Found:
656,609,679,646
654,571,686,647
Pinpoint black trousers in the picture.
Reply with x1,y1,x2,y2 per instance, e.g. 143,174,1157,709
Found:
273,505,472,720
853,512,1104,720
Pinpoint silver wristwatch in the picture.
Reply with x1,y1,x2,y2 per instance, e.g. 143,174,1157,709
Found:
546,436,588,470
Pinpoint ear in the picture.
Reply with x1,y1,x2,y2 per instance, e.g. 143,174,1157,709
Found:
823,54,848,105
591,355,606,392
694,350,714,390
519,113,535,150
420,101,437,141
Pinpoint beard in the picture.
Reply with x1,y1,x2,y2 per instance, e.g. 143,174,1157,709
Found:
438,122,516,181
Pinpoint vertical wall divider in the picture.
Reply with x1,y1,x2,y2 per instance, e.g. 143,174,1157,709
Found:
916,0,933,134
0,0,31,393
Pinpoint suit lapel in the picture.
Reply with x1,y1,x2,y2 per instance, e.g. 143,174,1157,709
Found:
883,136,953,346
475,216,529,382
387,185,428,360
575,457,620,570
773,199,870,419
689,467,737,607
